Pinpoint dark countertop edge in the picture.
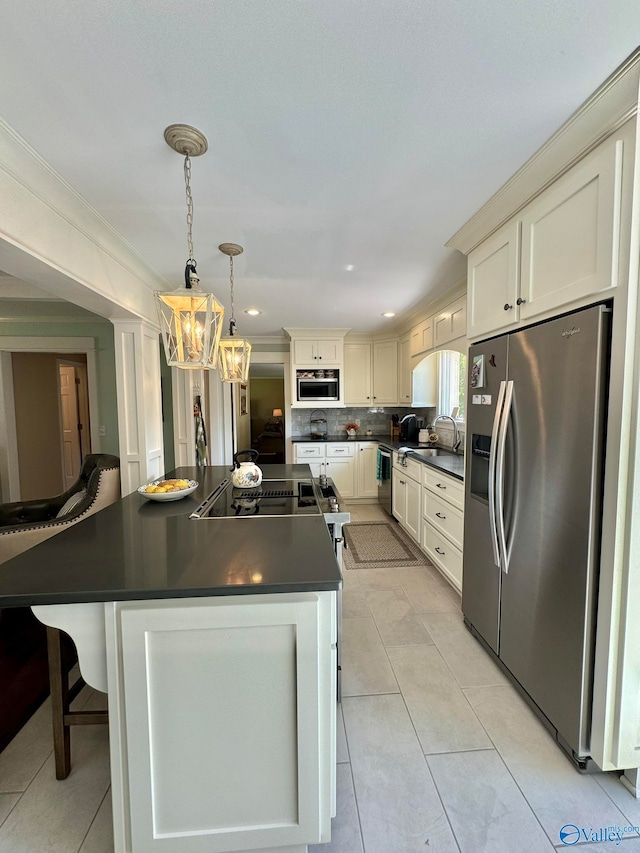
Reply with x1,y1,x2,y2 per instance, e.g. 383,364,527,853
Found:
7,579,343,609
292,434,465,481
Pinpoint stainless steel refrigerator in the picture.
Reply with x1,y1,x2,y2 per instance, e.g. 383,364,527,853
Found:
463,303,611,768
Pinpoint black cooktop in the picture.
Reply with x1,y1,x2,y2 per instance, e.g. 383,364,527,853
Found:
195,478,323,518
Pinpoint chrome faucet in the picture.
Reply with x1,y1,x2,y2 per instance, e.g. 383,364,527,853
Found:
432,414,461,453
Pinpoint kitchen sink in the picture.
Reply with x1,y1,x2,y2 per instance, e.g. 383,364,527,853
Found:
409,448,453,458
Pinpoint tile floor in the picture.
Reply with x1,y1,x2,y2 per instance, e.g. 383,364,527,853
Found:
0,502,639,852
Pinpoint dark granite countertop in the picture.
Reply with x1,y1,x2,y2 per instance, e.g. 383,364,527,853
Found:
292,434,465,481
0,465,342,608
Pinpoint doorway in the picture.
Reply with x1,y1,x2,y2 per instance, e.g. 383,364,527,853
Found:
58,359,91,489
249,365,285,464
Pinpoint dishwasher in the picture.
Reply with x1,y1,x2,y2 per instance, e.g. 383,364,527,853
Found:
377,446,392,515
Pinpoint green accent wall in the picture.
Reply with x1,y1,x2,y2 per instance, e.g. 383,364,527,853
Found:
0,320,120,456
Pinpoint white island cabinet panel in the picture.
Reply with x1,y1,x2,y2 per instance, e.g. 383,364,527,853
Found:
106,593,336,853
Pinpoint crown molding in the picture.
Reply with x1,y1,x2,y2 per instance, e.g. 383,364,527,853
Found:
447,47,640,255
0,117,167,324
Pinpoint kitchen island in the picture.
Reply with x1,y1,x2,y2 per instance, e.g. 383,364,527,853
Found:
0,465,341,853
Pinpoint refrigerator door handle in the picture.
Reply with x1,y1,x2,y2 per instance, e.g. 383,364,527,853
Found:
488,380,506,568
496,379,514,574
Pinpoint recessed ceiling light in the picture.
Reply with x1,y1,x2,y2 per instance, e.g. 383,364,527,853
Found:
245,309,261,316
345,264,354,272
382,311,396,318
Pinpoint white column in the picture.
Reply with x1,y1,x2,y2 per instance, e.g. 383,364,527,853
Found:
112,320,164,494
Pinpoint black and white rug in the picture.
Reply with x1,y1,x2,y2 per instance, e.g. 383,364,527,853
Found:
343,521,431,569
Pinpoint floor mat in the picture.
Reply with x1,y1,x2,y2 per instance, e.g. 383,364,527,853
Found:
343,521,432,569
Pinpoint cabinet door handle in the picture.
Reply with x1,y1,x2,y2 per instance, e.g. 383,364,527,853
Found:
435,512,446,519
400,480,406,485
516,297,526,305
435,547,445,555
318,356,322,359
504,303,513,311
435,483,447,490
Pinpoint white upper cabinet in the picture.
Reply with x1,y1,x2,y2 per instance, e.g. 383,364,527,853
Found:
519,136,622,322
434,296,467,347
410,318,434,357
372,340,398,404
398,333,412,405
293,338,342,365
344,343,372,405
467,133,623,340
467,220,521,339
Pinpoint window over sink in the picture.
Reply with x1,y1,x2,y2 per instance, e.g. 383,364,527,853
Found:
413,349,466,423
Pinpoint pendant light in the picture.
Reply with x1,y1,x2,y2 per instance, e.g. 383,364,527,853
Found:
217,243,252,383
156,124,225,370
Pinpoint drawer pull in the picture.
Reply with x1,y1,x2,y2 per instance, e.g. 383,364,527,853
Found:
435,512,447,519
435,483,447,490
435,547,445,555
335,449,344,453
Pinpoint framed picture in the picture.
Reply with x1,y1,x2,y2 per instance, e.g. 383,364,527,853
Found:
471,354,485,389
240,383,248,415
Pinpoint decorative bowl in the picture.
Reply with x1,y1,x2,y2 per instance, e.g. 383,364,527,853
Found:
137,480,198,502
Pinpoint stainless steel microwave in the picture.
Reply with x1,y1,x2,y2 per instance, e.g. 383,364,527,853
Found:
296,376,339,402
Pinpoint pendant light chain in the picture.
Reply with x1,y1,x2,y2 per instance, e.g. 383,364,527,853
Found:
229,256,236,328
184,154,195,263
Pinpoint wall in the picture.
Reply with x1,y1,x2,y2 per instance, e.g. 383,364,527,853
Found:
235,382,251,452
0,319,119,455
11,353,68,499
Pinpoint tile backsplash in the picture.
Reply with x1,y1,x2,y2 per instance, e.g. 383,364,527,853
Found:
290,406,465,452
291,406,436,437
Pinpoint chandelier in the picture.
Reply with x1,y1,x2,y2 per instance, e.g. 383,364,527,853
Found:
156,124,225,370
217,243,252,383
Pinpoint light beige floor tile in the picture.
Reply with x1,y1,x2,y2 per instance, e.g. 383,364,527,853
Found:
341,617,399,696
398,568,460,613
594,771,640,828
0,723,111,853
342,589,369,618
387,645,491,754
341,570,362,592
354,567,413,592
309,764,363,853
343,694,458,852
419,612,507,687
336,704,349,764
428,749,554,852
366,589,434,646
355,505,387,521
464,685,628,844
0,700,53,794
0,797,19,828
79,790,114,853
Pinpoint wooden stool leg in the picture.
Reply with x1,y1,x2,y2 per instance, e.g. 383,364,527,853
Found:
46,627,71,780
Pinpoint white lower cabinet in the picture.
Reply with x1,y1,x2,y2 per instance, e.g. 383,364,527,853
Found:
106,593,337,853
294,441,378,501
392,454,422,543
356,442,379,498
421,466,464,592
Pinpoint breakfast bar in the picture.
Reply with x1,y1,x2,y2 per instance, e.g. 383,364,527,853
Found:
0,465,342,853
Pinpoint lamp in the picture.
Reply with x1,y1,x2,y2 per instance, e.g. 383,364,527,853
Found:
156,124,225,370
272,408,283,419
218,243,252,383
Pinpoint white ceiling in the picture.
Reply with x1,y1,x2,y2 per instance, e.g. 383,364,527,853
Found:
1,2,639,336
